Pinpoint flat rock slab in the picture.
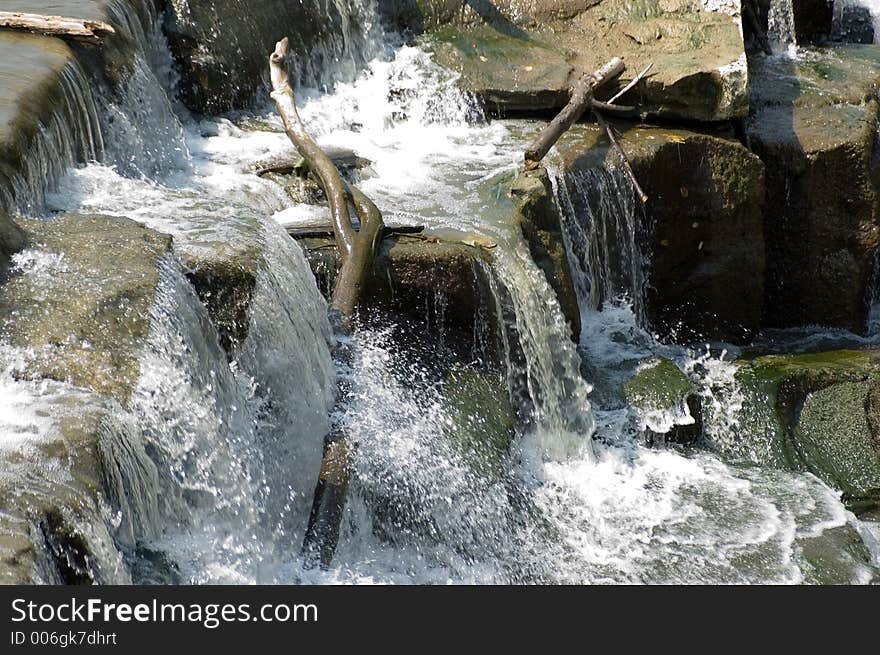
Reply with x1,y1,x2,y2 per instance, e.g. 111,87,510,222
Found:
423,0,748,121
0,214,172,404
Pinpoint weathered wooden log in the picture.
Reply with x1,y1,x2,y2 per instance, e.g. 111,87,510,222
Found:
269,37,385,569
524,58,625,170
0,12,115,43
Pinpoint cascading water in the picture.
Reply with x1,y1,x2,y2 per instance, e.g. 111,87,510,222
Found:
551,165,648,326
2,0,880,584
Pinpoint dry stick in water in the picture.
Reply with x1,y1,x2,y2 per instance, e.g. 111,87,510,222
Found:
524,57,625,170
269,36,384,568
0,12,115,43
594,111,648,204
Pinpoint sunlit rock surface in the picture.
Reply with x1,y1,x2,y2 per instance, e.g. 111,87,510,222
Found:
393,0,749,121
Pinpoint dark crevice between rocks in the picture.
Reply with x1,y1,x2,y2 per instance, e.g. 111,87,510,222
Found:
40,509,97,585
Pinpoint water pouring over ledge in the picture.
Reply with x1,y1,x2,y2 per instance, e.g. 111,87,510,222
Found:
0,0,878,583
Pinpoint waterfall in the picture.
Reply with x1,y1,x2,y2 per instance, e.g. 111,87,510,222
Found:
0,61,104,216
551,165,648,328
768,0,797,45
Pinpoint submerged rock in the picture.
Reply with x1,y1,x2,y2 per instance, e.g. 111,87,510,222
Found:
556,123,765,344
417,1,748,122
747,47,880,334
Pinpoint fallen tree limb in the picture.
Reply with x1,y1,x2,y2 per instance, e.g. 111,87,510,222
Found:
269,37,384,569
0,12,115,43
595,111,648,204
524,58,625,170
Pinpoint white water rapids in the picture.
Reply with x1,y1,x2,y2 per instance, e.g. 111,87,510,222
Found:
1,1,879,583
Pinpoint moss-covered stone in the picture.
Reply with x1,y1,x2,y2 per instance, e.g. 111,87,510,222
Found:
747,47,880,334
510,167,580,340
418,0,748,121
625,356,693,413
0,214,172,404
625,355,701,444
734,349,880,511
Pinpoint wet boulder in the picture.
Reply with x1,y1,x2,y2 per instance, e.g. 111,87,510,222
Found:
163,0,372,113
419,1,749,122
625,356,702,445
556,123,766,344
747,48,880,334
0,212,26,274
0,213,175,584
0,214,172,399
297,231,502,363
733,349,880,512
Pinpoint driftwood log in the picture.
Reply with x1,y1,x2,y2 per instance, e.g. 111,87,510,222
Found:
269,37,384,568
524,58,625,169
0,12,115,43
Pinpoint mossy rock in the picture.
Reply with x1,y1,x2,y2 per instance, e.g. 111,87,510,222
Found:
556,123,765,344
625,356,693,413
796,381,880,507
625,356,701,444
747,47,880,334
416,1,747,121
0,214,172,404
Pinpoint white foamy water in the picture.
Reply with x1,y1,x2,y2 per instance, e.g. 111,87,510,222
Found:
1,4,878,584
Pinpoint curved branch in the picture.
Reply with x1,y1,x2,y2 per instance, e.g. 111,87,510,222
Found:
270,38,356,257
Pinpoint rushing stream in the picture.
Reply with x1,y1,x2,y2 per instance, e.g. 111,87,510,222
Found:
2,1,879,583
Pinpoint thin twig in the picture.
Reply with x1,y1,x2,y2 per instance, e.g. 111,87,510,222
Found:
607,63,654,105
594,110,648,204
